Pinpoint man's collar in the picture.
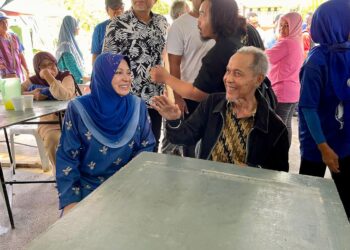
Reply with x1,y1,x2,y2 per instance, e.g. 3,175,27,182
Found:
212,91,270,133
130,8,154,24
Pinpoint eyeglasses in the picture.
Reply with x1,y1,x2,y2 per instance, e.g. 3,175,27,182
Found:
39,62,56,70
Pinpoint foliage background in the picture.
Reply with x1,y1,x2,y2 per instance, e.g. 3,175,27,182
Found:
64,0,171,32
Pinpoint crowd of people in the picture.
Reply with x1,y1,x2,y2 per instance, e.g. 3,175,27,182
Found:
1,0,348,222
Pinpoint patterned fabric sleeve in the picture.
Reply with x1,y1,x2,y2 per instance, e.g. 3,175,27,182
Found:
57,52,83,84
56,102,83,209
102,20,118,53
14,34,24,53
133,101,156,156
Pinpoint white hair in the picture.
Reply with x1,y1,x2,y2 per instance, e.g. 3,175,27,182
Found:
236,46,269,76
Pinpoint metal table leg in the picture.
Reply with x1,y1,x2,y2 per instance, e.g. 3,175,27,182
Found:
3,128,14,175
0,162,15,229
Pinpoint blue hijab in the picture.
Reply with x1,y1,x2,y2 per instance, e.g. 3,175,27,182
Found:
56,15,84,72
310,0,350,101
73,53,139,147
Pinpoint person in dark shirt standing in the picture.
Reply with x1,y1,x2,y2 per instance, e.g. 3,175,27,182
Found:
150,0,241,102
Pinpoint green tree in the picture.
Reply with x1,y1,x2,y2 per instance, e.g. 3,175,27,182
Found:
63,0,104,32
152,0,170,15
299,0,325,18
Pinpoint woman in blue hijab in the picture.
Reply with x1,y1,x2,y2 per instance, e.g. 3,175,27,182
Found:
56,52,155,215
56,15,85,84
298,0,350,220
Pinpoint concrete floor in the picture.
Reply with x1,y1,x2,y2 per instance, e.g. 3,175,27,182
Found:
0,117,331,249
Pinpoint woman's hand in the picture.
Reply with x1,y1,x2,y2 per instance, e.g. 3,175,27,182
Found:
318,143,340,173
31,88,48,101
62,202,79,216
150,65,169,84
39,69,55,84
150,95,182,120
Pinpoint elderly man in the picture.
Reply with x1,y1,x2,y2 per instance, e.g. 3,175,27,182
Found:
151,47,289,171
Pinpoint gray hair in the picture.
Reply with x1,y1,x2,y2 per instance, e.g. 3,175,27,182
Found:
170,0,188,20
236,46,269,76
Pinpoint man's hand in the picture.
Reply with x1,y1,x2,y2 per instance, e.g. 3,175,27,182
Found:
150,65,169,84
150,95,182,120
174,95,188,116
318,143,340,173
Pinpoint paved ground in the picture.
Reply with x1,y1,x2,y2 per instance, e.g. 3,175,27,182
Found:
0,117,331,249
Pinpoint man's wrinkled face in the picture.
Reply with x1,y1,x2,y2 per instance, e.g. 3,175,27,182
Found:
224,53,262,102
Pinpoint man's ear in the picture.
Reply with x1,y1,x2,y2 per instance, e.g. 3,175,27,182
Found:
256,74,264,86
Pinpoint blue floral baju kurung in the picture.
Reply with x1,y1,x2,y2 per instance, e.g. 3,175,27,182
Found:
55,52,155,210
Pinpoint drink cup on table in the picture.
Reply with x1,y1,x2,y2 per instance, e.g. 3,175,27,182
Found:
11,96,25,111
23,95,34,109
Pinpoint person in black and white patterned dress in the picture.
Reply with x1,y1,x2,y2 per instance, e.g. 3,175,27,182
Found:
103,0,168,152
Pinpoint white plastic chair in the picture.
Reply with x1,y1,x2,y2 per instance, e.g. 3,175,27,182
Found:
9,125,51,172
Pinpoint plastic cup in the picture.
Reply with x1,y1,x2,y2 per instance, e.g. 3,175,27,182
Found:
11,96,25,111
23,95,34,109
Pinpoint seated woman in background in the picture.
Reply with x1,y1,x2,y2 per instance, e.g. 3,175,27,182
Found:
56,15,85,84
56,53,155,216
21,51,76,173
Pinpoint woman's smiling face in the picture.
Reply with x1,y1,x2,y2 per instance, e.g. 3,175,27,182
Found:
111,59,132,96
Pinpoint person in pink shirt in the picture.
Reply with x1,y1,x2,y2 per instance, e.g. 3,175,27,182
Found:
265,12,303,145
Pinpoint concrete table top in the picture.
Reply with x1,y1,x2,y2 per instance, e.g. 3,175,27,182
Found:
28,152,350,250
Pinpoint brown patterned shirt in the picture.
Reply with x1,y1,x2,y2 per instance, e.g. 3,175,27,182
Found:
211,103,254,165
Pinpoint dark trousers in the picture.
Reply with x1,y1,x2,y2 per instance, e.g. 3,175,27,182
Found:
275,102,296,146
148,108,162,152
300,156,350,219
